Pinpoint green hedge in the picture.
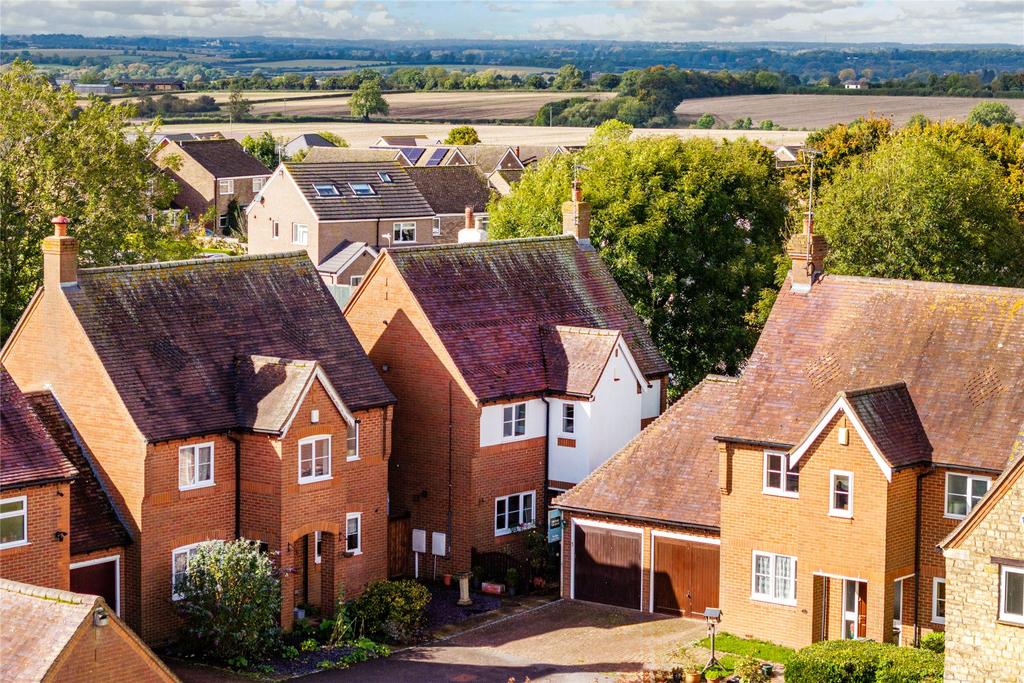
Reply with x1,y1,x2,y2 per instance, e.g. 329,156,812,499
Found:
347,579,431,644
785,640,943,683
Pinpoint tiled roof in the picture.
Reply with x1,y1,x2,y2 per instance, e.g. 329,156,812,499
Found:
541,325,619,397
284,161,433,221
384,236,670,402
456,145,515,172
25,392,132,555
555,375,740,528
558,275,1024,528
64,252,395,442
301,147,399,163
842,383,932,468
493,169,524,185
235,355,320,434
404,166,492,215
176,139,271,178
317,241,376,274
378,135,431,147
0,368,77,490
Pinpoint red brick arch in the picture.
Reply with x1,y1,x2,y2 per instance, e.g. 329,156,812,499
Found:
287,521,340,544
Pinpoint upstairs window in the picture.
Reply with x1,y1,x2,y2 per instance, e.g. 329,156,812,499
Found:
502,402,527,439
350,275,364,288
829,470,853,517
752,551,797,605
494,491,535,536
346,512,362,554
377,171,393,183
432,216,441,237
218,179,234,195
298,435,331,483
561,403,575,434
272,221,280,239
252,177,266,192
346,422,360,461
764,450,799,497
292,223,308,245
393,222,416,243
0,497,28,549
945,473,990,519
349,183,376,196
313,183,339,197
178,442,214,490
1000,566,1024,625
476,215,489,231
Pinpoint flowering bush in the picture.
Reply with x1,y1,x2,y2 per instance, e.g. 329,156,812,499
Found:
346,579,431,644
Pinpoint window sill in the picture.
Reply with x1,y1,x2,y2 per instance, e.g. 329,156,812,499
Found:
0,540,30,551
494,523,535,538
829,510,853,519
931,618,945,625
346,549,363,556
299,475,332,485
762,488,799,499
346,455,360,462
996,618,1024,628
500,434,530,444
943,513,968,521
179,481,215,492
751,594,797,607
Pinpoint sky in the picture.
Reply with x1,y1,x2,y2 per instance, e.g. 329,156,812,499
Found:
2,0,1022,45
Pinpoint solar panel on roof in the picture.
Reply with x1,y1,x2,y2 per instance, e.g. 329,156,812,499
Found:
401,147,425,164
425,148,448,166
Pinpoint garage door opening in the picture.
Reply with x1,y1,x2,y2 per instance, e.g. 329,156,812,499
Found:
70,555,119,615
651,533,719,617
572,522,641,610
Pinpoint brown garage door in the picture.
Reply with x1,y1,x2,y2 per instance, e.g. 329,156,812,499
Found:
71,558,118,613
652,535,719,617
573,523,641,610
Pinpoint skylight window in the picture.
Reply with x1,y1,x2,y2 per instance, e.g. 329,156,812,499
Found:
349,183,376,196
313,183,339,197
377,171,393,183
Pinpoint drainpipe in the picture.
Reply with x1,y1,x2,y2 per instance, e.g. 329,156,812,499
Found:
913,465,936,646
447,380,453,560
540,396,552,503
227,432,242,540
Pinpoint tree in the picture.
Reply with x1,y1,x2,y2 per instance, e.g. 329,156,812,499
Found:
0,60,198,340
316,131,348,147
815,135,1024,286
967,101,1017,127
838,68,857,81
694,113,715,128
174,540,281,664
349,79,389,121
444,125,481,145
240,131,279,168
552,64,584,91
227,82,252,122
525,74,546,90
596,73,622,90
488,134,786,394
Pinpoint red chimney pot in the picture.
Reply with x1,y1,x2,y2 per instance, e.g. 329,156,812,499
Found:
52,215,70,237
465,206,474,229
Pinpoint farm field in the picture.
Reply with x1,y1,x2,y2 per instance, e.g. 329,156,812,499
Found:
154,120,809,149
675,94,1024,128
229,58,384,69
247,90,616,120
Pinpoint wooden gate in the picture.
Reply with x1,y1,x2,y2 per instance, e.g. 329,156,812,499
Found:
387,513,411,578
652,535,719,617
572,523,642,610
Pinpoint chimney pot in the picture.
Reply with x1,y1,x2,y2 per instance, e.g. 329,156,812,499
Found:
43,215,78,288
465,206,474,230
514,146,520,158
52,215,70,237
562,181,592,250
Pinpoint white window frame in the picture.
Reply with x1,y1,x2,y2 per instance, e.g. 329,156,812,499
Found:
377,171,393,183
345,512,362,555
218,178,234,195
349,182,376,196
892,578,904,644
298,435,332,484
252,177,265,192
944,472,991,519
999,565,1024,625
751,550,797,606
314,530,322,565
272,221,280,239
476,214,489,231
350,275,364,288
313,183,339,197
561,403,575,435
432,216,441,237
842,579,863,639
763,450,799,498
932,577,946,624
393,222,416,243
346,422,360,462
218,213,228,229
292,222,309,246
502,402,527,440
494,491,536,537
0,496,28,549
171,542,204,601
829,469,853,518
178,442,215,491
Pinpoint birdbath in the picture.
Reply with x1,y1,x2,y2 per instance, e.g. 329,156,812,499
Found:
456,572,473,606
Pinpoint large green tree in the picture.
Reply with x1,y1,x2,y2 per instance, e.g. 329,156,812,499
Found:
552,64,584,91
1,60,198,339
489,121,787,393
815,135,1024,286
349,79,389,121
241,131,280,168
967,101,1017,127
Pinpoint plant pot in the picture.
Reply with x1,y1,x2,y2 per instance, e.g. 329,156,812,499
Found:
684,673,702,683
761,663,773,677
443,574,452,587
532,576,546,589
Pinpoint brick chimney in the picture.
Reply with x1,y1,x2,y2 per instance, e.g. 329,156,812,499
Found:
43,216,79,289
465,206,474,230
562,180,593,251
787,212,827,293
458,205,487,243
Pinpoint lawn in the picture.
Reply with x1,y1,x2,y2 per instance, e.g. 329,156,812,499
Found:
697,632,796,666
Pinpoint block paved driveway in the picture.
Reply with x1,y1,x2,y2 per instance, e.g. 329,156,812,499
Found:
310,599,706,683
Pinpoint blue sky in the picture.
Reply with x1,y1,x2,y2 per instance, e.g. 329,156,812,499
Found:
3,0,1022,44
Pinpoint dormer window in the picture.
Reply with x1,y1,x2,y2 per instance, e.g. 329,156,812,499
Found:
377,171,393,183
349,183,376,196
763,450,798,497
313,183,339,197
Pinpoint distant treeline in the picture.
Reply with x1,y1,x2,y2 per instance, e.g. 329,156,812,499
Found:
134,93,218,116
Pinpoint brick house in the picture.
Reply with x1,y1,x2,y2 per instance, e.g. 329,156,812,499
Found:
151,138,271,233
555,220,1024,649
404,165,492,243
1,217,395,643
941,435,1024,682
0,579,177,682
246,161,434,290
344,186,668,575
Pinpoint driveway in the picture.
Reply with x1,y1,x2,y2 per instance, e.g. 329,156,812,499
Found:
310,599,706,682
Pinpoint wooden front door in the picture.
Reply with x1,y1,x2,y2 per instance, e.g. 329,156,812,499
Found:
388,513,411,578
70,557,118,614
572,523,642,610
652,535,720,617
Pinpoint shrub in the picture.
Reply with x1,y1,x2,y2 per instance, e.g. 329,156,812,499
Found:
736,655,769,683
174,539,281,664
920,631,944,654
300,638,319,652
445,125,481,145
281,645,299,660
785,640,943,683
348,579,431,643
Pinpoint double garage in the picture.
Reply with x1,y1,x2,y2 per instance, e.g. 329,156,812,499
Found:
569,518,719,617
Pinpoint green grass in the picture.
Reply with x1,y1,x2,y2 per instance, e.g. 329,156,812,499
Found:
697,632,796,666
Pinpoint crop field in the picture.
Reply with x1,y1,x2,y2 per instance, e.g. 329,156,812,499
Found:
675,94,1024,128
229,58,385,69
248,90,616,120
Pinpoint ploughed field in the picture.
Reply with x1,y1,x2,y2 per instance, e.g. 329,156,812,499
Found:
675,94,1024,128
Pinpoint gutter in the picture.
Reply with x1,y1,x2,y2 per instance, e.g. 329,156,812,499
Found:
552,504,721,534
913,465,937,646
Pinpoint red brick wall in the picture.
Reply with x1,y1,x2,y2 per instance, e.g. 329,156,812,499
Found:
0,483,70,590
55,613,177,682
472,435,547,560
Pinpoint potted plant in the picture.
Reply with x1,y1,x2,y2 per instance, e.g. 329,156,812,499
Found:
505,567,519,597
675,647,702,683
443,573,452,587
532,575,546,589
